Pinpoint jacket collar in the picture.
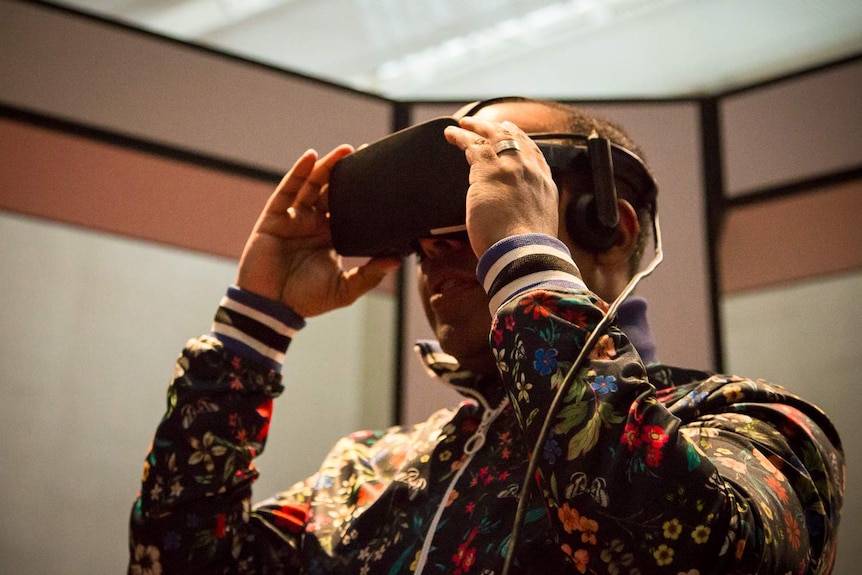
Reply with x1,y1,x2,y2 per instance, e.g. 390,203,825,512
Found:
413,340,508,408
415,297,658,406
615,296,657,363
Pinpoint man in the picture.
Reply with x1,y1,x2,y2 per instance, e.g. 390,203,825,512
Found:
129,98,844,574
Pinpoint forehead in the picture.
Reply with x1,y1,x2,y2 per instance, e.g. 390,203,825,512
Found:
472,102,570,134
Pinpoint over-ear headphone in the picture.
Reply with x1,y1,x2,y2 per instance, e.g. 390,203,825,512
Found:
562,134,620,253
529,134,619,252
530,133,656,253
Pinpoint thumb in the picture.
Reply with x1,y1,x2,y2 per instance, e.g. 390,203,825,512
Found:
341,257,402,303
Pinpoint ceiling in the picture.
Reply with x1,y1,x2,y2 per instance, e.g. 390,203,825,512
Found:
54,0,862,101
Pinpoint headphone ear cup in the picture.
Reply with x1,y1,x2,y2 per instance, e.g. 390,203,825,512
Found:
565,194,620,253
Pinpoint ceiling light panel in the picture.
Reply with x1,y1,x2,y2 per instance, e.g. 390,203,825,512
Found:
52,0,862,99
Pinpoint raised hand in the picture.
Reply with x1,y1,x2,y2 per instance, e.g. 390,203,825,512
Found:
235,146,401,318
444,117,559,257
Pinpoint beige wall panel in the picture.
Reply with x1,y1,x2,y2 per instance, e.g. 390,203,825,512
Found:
0,7,400,572
0,1,391,172
720,180,862,293
0,116,271,259
582,102,711,367
0,116,397,294
722,60,862,195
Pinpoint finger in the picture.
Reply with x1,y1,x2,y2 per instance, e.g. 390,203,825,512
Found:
294,144,353,209
447,118,515,148
458,117,505,144
497,120,541,157
445,123,482,149
455,119,541,167
460,116,525,139
317,181,331,214
466,118,533,154
340,256,402,305
264,150,319,215
444,125,494,163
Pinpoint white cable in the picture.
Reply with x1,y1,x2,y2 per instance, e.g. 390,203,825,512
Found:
501,214,663,574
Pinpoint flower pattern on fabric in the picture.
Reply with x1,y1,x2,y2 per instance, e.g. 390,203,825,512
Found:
130,284,844,574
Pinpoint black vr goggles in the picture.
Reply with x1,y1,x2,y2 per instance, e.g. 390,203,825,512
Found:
328,115,657,257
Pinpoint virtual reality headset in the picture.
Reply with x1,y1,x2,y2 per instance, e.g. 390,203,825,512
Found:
328,116,657,257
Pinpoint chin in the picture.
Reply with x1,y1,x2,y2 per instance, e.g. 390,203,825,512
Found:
436,324,494,370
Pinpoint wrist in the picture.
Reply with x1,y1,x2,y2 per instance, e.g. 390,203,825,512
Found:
210,286,306,371
476,234,585,316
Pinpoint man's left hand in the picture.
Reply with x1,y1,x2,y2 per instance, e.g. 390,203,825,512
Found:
444,117,559,257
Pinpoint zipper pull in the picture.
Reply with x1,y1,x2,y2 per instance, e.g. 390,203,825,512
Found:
463,399,509,455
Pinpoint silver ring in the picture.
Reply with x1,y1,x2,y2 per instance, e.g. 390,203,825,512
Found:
494,139,521,155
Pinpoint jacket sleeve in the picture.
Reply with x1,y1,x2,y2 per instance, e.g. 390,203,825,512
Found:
128,287,306,574
478,234,844,575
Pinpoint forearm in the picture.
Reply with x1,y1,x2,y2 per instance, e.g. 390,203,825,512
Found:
129,288,303,572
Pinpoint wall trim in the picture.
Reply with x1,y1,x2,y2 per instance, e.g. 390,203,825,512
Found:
716,53,862,99
699,98,726,372
0,102,283,183
726,165,862,208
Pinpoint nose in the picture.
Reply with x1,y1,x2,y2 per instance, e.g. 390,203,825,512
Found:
416,237,465,260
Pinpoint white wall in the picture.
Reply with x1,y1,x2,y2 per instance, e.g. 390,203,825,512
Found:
0,4,400,572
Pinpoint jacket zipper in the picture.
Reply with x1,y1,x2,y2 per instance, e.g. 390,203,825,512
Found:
413,392,510,575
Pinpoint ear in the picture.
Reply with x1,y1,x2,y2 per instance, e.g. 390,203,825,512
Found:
596,199,640,267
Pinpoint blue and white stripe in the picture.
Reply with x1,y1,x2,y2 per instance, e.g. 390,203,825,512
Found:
210,286,305,371
476,234,586,315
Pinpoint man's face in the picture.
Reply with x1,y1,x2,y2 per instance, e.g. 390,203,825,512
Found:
415,102,590,376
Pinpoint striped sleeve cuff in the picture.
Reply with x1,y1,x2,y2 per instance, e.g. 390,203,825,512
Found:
476,234,586,315
210,286,306,371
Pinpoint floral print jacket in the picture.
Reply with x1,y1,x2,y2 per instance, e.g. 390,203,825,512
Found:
130,234,844,575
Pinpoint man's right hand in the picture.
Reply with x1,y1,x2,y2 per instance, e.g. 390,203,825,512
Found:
235,146,401,318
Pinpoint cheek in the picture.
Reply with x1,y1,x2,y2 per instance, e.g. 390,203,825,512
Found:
416,271,437,328
459,292,495,335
